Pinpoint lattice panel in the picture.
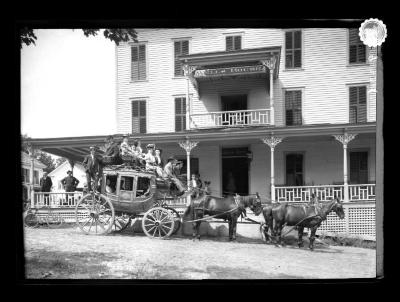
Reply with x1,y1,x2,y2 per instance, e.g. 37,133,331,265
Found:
348,207,375,237
318,212,347,234
33,210,89,223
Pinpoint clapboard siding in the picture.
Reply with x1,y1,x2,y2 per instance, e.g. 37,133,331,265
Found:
116,28,377,133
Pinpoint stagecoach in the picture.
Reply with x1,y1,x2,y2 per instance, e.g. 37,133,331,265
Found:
75,164,184,239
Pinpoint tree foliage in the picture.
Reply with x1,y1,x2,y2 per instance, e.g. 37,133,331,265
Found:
55,157,67,168
20,28,37,48
36,152,56,173
20,28,137,48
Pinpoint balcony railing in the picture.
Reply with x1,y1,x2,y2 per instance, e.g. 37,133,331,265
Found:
275,184,375,203
190,109,271,129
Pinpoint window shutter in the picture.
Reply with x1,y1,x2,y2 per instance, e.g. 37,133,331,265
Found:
349,28,366,63
131,46,139,80
132,100,146,134
138,45,146,80
294,49,302,68
175,97,186,131
226,36,233,51
234,36,241,50
349,87,357,105
182,40,189,54
131,47,138,62
285,31,292,49
174,41,189,76
294,31,301,48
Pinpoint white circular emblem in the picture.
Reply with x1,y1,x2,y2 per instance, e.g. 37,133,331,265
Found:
359,18,387,47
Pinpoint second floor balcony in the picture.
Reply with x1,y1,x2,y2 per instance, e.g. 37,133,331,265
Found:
190,108,272,129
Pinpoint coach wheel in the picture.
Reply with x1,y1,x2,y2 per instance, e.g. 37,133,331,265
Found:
142,207,175,239
75,193,115,235
163,207,181,235
24,213,39,228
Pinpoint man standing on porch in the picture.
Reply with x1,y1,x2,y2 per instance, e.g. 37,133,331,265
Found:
61,171,79,204
40,172,53,205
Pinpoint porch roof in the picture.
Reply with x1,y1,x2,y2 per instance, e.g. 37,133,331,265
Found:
24,122,376,162
178,46,281,79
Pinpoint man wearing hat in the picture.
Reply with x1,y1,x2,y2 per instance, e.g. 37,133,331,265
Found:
40,172,53,205
164,157,185,193
104,135,120,158
61,170,80,203
82,146,102,192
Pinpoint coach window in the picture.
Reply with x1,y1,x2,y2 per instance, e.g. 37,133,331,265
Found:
136,176,151,197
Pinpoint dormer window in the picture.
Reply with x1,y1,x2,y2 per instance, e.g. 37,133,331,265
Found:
226,35,241,51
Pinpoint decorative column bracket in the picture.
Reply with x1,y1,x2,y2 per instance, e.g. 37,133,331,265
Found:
333,133,357,146
262,136,284,203
260,56,277,72
183,64,199,92
261,136,283,150
178,138,199,207
178,139,199,154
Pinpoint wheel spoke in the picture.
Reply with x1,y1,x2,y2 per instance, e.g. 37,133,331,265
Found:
97,219,106,231
146,225,156,234
160,224,172,230
152,226,158,237
80,218,91,228
87,219,94,233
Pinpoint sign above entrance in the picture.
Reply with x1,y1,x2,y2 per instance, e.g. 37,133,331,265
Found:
194,65,266,78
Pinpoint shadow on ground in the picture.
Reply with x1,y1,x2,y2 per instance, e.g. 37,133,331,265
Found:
25,249,118,279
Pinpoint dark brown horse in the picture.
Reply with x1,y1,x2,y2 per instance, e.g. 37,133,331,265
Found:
263,197,345,250
184,193,262,241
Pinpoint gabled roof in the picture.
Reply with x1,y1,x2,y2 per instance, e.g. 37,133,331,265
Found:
48,161,85,177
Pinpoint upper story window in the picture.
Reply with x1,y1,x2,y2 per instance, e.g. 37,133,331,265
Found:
226,35,242,51
33,170,39,185
131,44,147,81
349,86,367,123
175,97,186,132
174,40,189,76
22,168,30,183
132,100,147,133
349,28,366,64
285,90,302,126
285,30,302,68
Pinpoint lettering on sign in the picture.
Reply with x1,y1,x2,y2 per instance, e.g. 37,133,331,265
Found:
194,65,266,78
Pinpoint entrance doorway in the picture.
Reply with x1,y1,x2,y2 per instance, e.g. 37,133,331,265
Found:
221,94,247,111
222,147,249,196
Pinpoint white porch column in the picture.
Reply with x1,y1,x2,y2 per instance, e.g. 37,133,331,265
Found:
178,138,199,206
261,57,277,125
262,136,283,202
27,143,36,207
68,159,75,173
334,133,357,202
368,47,378,122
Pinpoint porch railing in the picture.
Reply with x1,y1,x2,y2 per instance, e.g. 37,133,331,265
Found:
348,184,376,201
190,108,271,129
275,184,375,203
30,191,84,208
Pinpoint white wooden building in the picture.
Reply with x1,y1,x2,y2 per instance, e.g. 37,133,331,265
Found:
25,28,381,240
21,151,46,201
48,161,86,192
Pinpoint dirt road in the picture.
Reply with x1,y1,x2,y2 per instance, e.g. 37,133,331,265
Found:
24,227,376,279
